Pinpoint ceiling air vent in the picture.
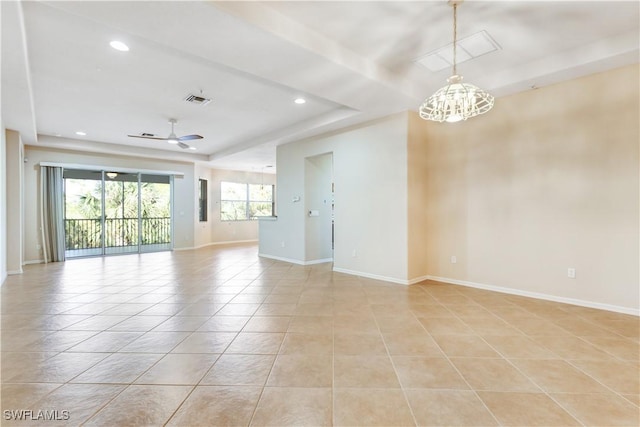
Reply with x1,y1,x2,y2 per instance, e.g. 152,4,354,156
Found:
184,93,212,106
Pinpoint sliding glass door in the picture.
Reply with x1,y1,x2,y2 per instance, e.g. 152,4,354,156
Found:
63,169,172,258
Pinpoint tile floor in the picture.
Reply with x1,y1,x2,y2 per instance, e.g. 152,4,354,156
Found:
1,243,638,426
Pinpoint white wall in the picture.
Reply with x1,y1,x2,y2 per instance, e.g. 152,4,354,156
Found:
421,64,639,314
260,113,410,282
5,130,23,273
304,153,333,262
0,121,7,284
23,146,196,262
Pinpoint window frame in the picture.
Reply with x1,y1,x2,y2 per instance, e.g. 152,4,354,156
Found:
220,181,274,221
198,178,208,222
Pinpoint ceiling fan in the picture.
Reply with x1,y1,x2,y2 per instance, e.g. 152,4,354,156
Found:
128,118,202,150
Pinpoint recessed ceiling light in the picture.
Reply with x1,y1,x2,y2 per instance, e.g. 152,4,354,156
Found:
75,131,86,136
188,146,197,150
294,98,306,105
109,40,129,52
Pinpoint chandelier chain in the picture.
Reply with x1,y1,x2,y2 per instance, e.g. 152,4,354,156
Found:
452,3,458,76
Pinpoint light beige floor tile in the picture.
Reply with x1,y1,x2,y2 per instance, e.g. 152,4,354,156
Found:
242,316,291,332
531,335,616,360
152,316,210,332
511,359,610,393
139,303,188,316
419,317,475,335
62,315,130,331
4,245,638,427
24,330,99,353
267,354,332,387
382,331,443,356
118,331,190,353
334,355,400,388
478,391,580,426
393,356,469,390
201,354,275,385
333,317,380,334
84,385,192,426
581,336,640,361
28,383,125,426
288,315,333,334
334,388,415,427
251,387,332,427
622,394,640,406
451,358,539,392
225,332,285,354
1,352,59,379
6,352,108,383
167,385,262,426
1,383,62,410
279,332,333,355
333,333,387,355
106,315,170,331
482,334,557,359
216,303,260,316
174,303,223,316
406,389,498,426
569,358,640,394
171,332,236,353
551,392,640,426
71,353,162,384
135,353,219,385
197,315,250,332
433,335,500,358
230,294,267,303
67,331,143,352
508,317,573,336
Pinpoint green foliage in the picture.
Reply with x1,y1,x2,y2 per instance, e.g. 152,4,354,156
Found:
64,178,171,250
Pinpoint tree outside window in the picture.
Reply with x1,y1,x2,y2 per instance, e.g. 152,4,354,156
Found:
221,181,274,221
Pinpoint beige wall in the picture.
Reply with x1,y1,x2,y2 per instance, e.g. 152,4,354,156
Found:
407,112,430,281
6,130,23,273
420,64,639,313
0,121,6,284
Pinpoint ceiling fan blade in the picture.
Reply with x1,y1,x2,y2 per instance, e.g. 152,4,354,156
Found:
177,142,190,149
178,134,203,141
128,134,168,141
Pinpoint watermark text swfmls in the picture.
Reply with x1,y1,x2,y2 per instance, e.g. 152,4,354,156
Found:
4,410,70,421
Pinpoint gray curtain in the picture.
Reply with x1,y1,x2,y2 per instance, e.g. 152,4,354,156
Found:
41,166,65,262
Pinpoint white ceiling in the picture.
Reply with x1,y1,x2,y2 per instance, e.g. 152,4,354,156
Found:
2,0,638,172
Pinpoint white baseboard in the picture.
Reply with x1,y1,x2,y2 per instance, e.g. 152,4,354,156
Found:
332,267,410,285
258,253,333,266
175,240,258,251
426,275,639,316
408,274,431,285
7,269,23,275
23,259,44,265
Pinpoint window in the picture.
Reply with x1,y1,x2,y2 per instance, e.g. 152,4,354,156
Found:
221,181,274,221
199,179,208,222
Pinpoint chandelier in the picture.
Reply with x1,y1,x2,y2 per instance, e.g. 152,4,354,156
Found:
419,0,494,123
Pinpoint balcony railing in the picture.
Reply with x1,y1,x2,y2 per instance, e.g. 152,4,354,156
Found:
65,217,171,250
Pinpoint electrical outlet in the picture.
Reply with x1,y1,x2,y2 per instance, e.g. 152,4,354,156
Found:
451,255,457,264
568,268,576,279
352,250,357,257
281,241,285,248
